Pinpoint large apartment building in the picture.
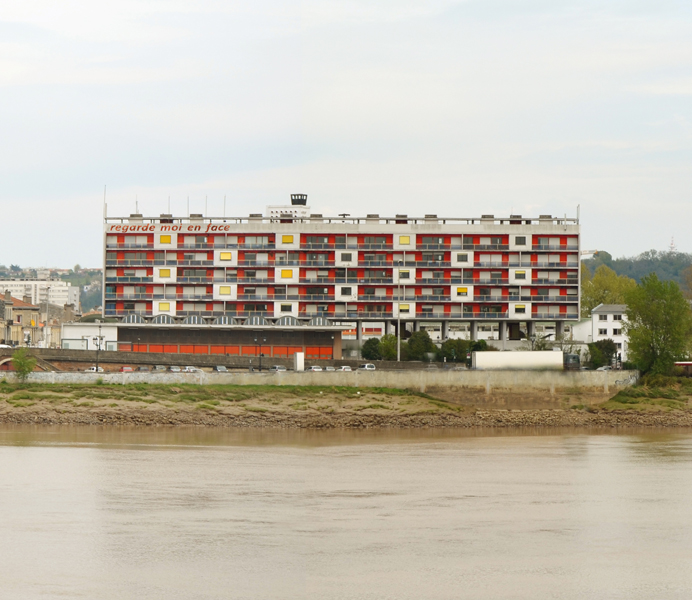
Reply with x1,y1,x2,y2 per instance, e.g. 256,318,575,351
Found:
103,196,580,344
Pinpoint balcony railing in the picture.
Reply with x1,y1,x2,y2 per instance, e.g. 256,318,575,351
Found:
532,278,579,285
532,244,577,251
462,312,509,319
532,312,579,320
104,276,152,283
522,296,578,303
462,244,509,251
462,278,509,285
474,261,520,268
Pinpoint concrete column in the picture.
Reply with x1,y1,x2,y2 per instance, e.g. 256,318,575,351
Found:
499,321,507,351
414,321,421,332
526,321,535,338
556,320,564,338
385,321,394,336
469,321,478,341
356,321,363,355
441,321,449,341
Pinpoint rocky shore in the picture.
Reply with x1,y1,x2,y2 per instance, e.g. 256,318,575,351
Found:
2,405,692,429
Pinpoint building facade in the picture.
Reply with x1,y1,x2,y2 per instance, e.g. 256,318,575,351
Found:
0,293,41,346
0,279,79,309
103,198,581,344
591,303,628,361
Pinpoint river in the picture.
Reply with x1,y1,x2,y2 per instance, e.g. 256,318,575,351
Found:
1,426,691,599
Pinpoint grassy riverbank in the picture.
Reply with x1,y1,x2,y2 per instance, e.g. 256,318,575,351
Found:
1,379,692,428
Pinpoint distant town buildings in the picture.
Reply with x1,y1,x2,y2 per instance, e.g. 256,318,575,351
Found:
0,278,79,309
0,292,40,346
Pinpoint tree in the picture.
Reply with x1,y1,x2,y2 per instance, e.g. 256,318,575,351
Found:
624,273,692,375
581,265,637,317
378,334,399,361
682,265,692,300
11,348,36,383
437,339,470,363
406,330,436,361
361,337,381,360
587,339,617,369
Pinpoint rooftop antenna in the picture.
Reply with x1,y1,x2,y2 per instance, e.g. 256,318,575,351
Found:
187,196,189,217
670,236,677,253
224,195,226,218
103,185,107,220
205,196,207,216
136,196,138,214
168,196,170,213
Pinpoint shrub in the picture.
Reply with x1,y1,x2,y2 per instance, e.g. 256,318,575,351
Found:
11,348,36,383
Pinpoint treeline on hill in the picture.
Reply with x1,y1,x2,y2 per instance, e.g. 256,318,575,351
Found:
583,250,692,287
581,250,692,317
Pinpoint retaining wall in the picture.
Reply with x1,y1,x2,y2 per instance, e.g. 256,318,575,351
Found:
5,368,638,393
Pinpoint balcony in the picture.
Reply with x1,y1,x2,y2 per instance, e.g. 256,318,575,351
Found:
532,278,579,285
532,244,577,251
463,278,509,285
462,244,509,251
522,296,578,303
520,261,578,268
416,244,456,250
104,276,152,284
462,312,509,319
236,260,273,267
532,312,579,320
105,243,151,249
474,295,517,302
474,261,519,268
104,293,150,300
301,243,346,250
171,260,214,267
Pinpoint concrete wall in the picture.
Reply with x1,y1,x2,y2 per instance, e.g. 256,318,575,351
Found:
4,368,638,395
472,350,564,370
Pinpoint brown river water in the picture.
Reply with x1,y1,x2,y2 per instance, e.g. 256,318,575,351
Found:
1,426,692,600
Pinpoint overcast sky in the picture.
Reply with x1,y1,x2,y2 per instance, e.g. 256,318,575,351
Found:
2,0,692,267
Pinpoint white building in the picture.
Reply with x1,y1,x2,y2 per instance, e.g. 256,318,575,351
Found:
591,304,628,361
0,279,80,309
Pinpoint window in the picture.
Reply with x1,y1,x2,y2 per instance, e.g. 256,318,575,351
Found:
457,287,468,296
599,315,607,321
399,270,410,280
341,253,352,261
515,271,526,280
613,329,621,336
159,268,171,277
515,236,526,245
340,287,352,295
281,304,292,312
399,235,410,245
616,343,622,350
282,235,294,244
160,235,171,244
598,328,607,335
281,269,293,279
158,302,170,311
613,314,622,321
399,304,410,314
515,305,526,314
220,252,233,261
456,253,468,262
219,286,231,295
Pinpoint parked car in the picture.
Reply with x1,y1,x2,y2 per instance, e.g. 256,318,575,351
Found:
358,363,376,371
182,366,202,373
269,365,287,372
84,366,104,373
336,366,352,372
307,366,323,372
137,366,150,372
324,366,336,372
596,366,613,371
212,365,228,372
153,365,167,372
119,366,134,372
169,366,181,372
